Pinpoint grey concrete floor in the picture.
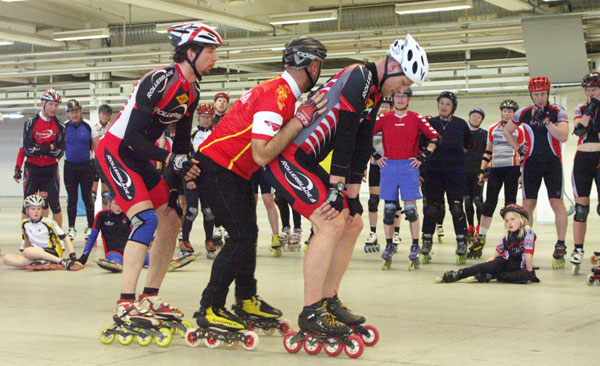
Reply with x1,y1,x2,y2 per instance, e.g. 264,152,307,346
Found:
0,196,598,366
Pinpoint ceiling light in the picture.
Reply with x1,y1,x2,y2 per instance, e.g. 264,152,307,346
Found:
269,10,338,25
53,28,110,41
1,113,24,119
395,0,472,15
0,40,14,46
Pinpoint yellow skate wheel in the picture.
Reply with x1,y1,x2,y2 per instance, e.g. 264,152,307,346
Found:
263,327,276,336
117,328,134,345
136,328,153,346
553,258,565,270
99,326,115,344
178,320,193,338
155,327,173,347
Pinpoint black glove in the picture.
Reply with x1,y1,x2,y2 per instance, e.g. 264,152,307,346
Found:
517,145,527,157
529,269,540,283
168,190,184,217
347,196,363,217
69,252,77,262
168,154,196,178
38,144,51,154
533,108,548,123
415,149,432,163
13,166,22,180
325,186,345,213
77,254,88,265
573,123,588,136
584,98,600,116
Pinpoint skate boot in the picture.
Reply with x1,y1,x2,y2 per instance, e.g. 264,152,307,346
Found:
324,295,379,347
138,295,184,321
84,227,91,241
381,242,397,270
99,300,173,346
467,234,486,259
213,227,224,248
570,248,584,275
280,227,291,251
232,295,291,336
67,227,77,240
475,272,493,283
438,270,460,283
179,240,195,254
421,234,433,264
96,258,123,272
552,241,567,269
185,306,259,350
436,224,444,243
205,239,217,260
223,228,230,241
288,228,302,252
168,252,196,272
284,301,364,358
364,232,379,253
587,266,600,286
408,242,420,271
392,232,401,245
467,225,475,245
455,235,468,265
271,234,282,258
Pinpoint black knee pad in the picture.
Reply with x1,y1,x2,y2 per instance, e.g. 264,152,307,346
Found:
383,201,396,225
403,203,418,222
368,194,380,213
201,207,215,221
575,204,589,222
186,207,199,222
449,201,464,221
424,201,443,220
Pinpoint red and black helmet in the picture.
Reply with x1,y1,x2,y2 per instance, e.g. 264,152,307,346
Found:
197,103,215,115
500,203,529,222
214,92,229,102
582,72,600,88
40,89,62,103
528,76,551,92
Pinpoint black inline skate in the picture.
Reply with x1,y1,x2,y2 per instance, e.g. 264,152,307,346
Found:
587,266,600,286
455,235,468,265
408,242,420,271
421,234,433,264
381,242,397,270
467,234,486,259
437,269,462,283
232,295,291,336
324,295,379,347
552,241,567,269
185,306,258,351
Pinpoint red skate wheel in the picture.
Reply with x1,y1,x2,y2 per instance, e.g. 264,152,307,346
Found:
279,319,292,335
323,337,343,357
303,335,322,355
283,331,302,353
185,329,201,347
360,325,380,347
344,335,364,358
242,330,259,351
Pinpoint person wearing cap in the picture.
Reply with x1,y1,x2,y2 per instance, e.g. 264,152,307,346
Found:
212,92,229,128
91,104,114,210
63,99,99,241
438,203,539,284
22,89,65,227
503,76,569,270
463,108,487,245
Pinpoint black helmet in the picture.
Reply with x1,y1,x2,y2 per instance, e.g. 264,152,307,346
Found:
499,99,519,111
99,104,113,114
437,91,457,114
282,37,327,69
469,108,485,120
500,203,529,222
66,99,82,112
381,97,393,107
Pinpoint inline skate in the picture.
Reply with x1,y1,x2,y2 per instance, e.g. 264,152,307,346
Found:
26,259,63,271
570,248,584,275
408,242,420,271
185,306,258,350
283,302,364,358
467,234,486,259
421,234,433,264
280,227,290,251
205,239,217,260
168,252,196,272
455,235,468,265
587,266,600,286
552,241,567,269
381,242,397,270
392,232,401,245
232,295,291,336
325,295,379,347
138,295,193,338
179,240,194,255
591,251,600,265
213,227,225,249
271,234,282,258
436,269,462,283
364,232,379,253
436,224,444,243
96,258,123,273
287,228,302,252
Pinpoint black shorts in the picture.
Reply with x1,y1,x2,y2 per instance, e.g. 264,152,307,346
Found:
522,157,562,200
251,168,272,195
368,163,380,187
23,162,61,213
93,162,101,182
572,151,600,198
43,247,59,257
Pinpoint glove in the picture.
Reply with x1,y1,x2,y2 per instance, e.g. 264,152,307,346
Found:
584,98,599,116
168,190,184,217
528,269,540,283
38,144,51,154
295,98,320,127
347,196,363,217
13,166,22,180
415,149,433,163
533,108,548,123
325,186,345,213
77,254,88,265
517,145,527,157
168,154,196,178
573,123,588,136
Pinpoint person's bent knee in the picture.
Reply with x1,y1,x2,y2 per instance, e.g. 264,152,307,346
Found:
129,209,158,246
312,213,346,238
403,203,419,222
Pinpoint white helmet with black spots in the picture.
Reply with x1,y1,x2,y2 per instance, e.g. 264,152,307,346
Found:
167,23,223,81
40,89,62,103
388,34,429,85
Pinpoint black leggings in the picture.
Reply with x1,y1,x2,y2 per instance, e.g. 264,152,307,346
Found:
274,193,301,229
464,171,483,227
64,160,95,228
198,153,258,308
482,166,520,217
458,256,531,283
422,167,467,238
182,178,214,243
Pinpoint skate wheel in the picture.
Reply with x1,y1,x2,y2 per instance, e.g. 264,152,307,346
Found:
263,327,276,336
381,259,391,270
178,320,193,338
117,328,134,345
272,248,282,258
408,260,419,271
344,335,364,358
587,274,595,286
204,332,221,348
99,326,115,344
552,258,565,270
591,255,598,265
438,236,444,243
572,264,580,276
456,255,466,266
224,339,238,350
155,327,172,347
242,330,259,351
185,329,201,347
360,325,379,347
303,335,322,355
135,328,153,346
283,331,302,353
324,337,343,357
279,319,292,335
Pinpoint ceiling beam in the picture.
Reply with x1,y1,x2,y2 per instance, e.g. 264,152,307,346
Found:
0,28,64,47
111,0,273,32
483,0,532,12
0,2,88,29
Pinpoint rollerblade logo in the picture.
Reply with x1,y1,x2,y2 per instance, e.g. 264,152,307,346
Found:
36,129,55,140
156,104,187,124
147,68,173,99
105,151,134,201
279,159,318,204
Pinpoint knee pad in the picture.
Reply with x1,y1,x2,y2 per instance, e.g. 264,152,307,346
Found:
575,204,590,222
473,195,484,210
403,203,418,222
424,201,443,220
201,207,215,221
368,194,380,213
91,191,97,204
383,201,396,225
129,209,158,246
449,201,464,220
101,191,111,205
186,207,198,222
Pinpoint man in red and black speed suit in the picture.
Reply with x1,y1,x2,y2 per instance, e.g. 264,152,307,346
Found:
22,89,65,227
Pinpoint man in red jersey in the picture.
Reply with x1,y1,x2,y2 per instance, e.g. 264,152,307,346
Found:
192,37,328,330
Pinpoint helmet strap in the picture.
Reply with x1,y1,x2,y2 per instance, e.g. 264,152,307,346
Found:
379,56,405,92
185,46,204,82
